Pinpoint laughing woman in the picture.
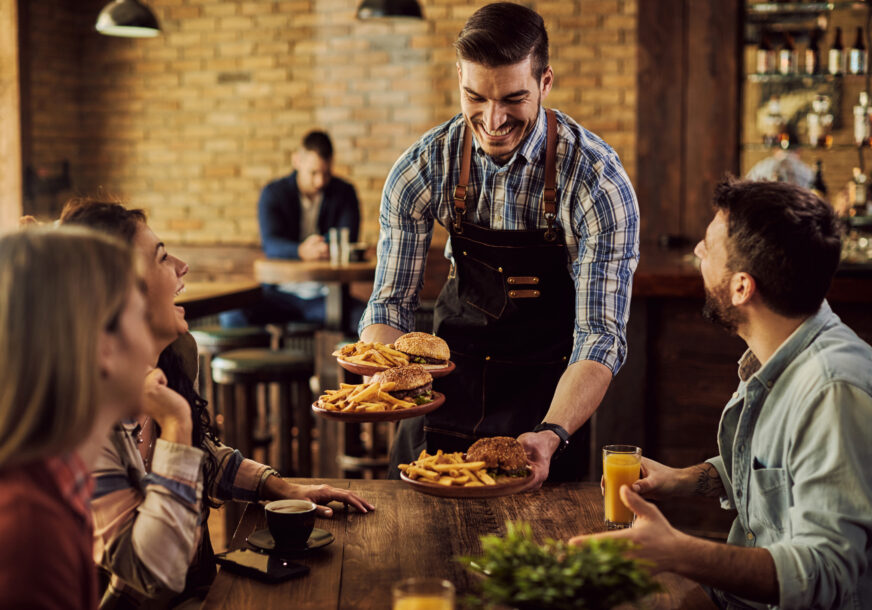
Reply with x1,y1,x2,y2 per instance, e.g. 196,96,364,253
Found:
61,198,374,608
0,228,156,609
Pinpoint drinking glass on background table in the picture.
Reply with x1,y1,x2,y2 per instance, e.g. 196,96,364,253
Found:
392,577,455,610
603,444,642,529
328,227,351,266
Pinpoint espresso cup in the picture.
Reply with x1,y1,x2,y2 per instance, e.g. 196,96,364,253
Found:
264,499,317,549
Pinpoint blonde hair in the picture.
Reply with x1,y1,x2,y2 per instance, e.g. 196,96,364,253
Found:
0,227,136,469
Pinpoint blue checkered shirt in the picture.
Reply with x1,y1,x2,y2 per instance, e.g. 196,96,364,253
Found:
359,108,639,374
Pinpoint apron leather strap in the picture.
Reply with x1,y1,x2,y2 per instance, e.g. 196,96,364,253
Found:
453,125,473,233
453,109,559,238
543,108,558,242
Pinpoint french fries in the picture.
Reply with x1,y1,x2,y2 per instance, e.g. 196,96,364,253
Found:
316,380,417,413
333,341,410,368
398,450,497,487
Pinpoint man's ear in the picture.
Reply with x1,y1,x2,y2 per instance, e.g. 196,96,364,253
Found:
540,65,554,99
730,272,756,306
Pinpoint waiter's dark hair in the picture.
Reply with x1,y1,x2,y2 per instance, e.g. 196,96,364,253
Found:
712,177,842,317
302,130,334,161
455,2,549,79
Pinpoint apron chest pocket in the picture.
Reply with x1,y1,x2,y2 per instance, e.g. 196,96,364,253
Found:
456,252,508,319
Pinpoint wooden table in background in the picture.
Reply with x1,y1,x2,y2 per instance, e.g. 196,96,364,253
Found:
175,281,262,319
254,259,377,331
202,480,715,610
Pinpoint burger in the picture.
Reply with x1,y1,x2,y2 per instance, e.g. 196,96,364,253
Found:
371,364,434,405
465,436,530,478
394,332,451,368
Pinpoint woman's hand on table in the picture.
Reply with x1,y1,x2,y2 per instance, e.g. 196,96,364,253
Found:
570,485,687,574
264,477,375,517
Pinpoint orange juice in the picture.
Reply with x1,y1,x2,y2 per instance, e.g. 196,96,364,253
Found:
393,596,454,610
603,451,641,524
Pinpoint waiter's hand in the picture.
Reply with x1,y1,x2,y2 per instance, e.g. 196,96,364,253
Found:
517,430,561,490
299,234,329,261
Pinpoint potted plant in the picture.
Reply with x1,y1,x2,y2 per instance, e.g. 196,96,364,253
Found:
458,521,660,610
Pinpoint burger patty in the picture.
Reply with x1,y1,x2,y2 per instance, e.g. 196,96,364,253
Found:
389,381,433,401
466,437,529,474
406,355,447,365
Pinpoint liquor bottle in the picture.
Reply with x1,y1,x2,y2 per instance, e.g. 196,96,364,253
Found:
853,167,868,213
803,28,821,75
850,26,866,75
829,27,846,75
854,91,871,147
779,33,797,75
811,160,827,199
757,32,776,74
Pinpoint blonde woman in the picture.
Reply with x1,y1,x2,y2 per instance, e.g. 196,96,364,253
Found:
0,228,163,609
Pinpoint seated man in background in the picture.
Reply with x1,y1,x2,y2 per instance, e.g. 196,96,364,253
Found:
220,130,363,334
573,179,872,609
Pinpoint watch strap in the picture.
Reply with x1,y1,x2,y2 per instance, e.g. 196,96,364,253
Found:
533,422,570,455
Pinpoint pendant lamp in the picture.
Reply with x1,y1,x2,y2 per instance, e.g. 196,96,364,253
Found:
95,0,160,38
356,0,424,20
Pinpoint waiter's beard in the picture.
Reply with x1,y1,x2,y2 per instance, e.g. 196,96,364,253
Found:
702,277,745,335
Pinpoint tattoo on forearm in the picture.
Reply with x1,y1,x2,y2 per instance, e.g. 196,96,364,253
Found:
692,463,724,498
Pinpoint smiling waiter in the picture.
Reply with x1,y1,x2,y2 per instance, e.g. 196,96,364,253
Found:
359,2,639,487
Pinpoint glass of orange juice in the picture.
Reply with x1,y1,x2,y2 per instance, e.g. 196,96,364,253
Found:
603,445,642,529
392,577,455,610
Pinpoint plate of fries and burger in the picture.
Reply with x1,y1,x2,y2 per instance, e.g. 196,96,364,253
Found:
312,364,445,422
332,332,456,377
399,437,533,498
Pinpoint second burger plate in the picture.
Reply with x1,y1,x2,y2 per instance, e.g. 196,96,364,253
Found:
312,391,445,422
336,358,456,378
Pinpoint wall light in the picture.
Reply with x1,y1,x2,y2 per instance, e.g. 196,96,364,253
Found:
356,0,424,20
96,0,160,38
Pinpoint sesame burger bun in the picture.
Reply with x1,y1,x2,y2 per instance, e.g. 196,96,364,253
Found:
394,332,450,367
371,364,433,403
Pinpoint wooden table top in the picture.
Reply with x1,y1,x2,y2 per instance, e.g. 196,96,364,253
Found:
254,259,377,285
175,281,262,319
202,479,714,610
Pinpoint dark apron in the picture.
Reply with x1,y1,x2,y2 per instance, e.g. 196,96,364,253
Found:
389,109,589,481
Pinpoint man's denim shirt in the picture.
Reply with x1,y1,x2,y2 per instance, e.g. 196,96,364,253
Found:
706,301,872,609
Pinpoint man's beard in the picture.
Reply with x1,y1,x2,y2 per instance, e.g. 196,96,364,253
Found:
702,278,745,334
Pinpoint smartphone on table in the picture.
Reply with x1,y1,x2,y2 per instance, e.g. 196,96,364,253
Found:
215,549,309,583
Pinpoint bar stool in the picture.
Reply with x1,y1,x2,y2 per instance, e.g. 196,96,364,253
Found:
190,326,271,429
210,348,315,477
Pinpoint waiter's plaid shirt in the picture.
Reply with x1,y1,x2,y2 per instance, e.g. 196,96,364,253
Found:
360,108,640,373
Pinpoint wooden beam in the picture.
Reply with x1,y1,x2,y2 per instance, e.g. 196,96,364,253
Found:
0,0,22,231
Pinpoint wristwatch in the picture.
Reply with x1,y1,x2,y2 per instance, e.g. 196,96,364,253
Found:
532,422,570,456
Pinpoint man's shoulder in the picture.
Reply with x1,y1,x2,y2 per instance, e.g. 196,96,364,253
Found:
397,114,464,166
552,109,621,164
262,173,296,196
804,319,872,392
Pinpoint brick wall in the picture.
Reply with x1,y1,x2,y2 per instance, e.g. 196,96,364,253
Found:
22,0,637,257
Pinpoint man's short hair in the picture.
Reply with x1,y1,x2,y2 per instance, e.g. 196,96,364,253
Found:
713,177,842,317
302,130,333,161
454,2,549,79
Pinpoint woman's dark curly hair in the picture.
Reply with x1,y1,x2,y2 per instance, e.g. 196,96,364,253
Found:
61,197,220,503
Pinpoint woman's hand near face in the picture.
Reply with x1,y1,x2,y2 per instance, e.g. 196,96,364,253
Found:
142,368,192,445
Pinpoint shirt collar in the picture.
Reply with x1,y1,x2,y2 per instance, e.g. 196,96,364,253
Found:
737,300,835,384
44,452,95,526
471,106,547,166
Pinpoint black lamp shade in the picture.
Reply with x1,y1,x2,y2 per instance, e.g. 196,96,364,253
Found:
96,0,160,38
357,0,424,20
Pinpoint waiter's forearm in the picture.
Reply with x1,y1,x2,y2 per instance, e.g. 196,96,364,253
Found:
542,360,612,435
360,323,405,345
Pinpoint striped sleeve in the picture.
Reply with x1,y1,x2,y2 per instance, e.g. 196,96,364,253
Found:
92,435,205,595
205,437,277,504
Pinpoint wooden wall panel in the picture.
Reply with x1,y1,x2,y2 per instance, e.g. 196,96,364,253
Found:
637,0,685,242
0,0,22,231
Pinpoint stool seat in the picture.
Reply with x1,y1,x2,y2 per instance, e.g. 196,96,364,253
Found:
212,348,313,383
191,325,271,351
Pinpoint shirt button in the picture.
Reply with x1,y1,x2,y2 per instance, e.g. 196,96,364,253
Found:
732,392,739,399
738,444,744,452
746,532,754,541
